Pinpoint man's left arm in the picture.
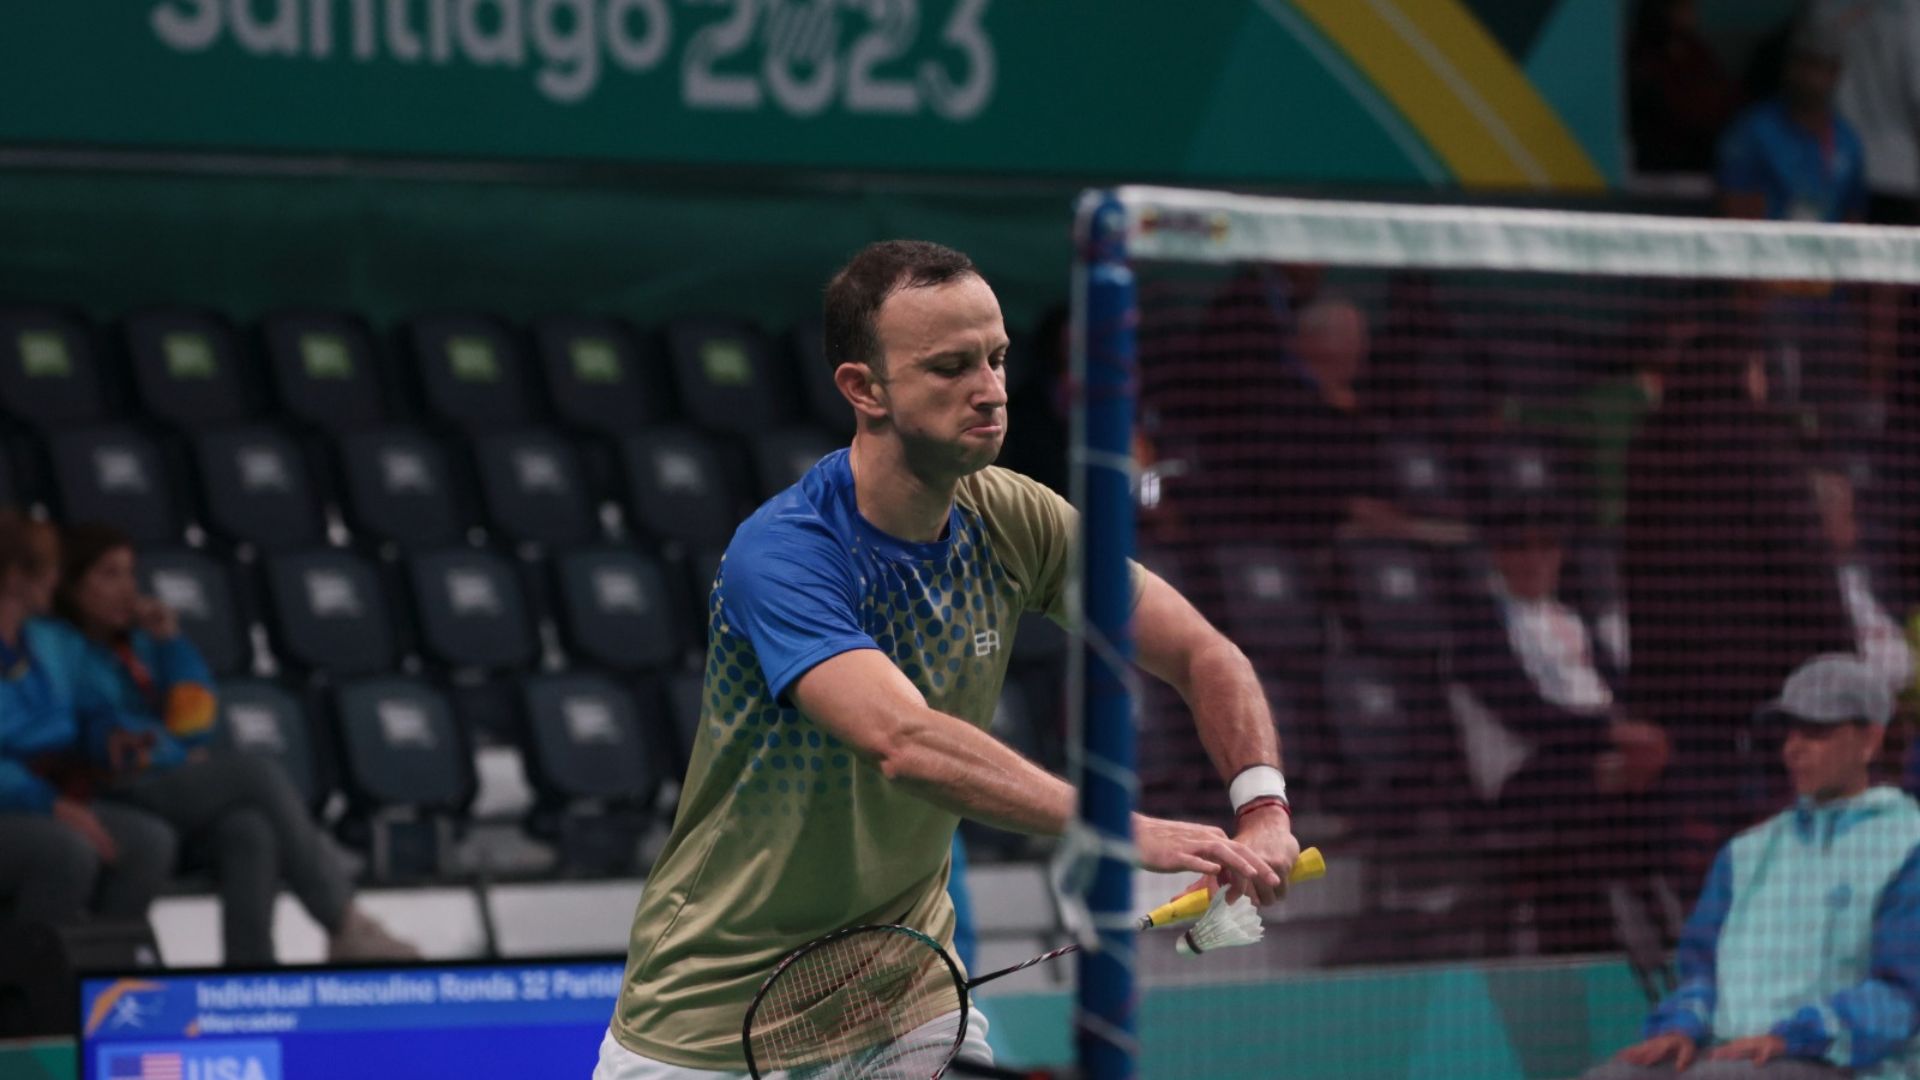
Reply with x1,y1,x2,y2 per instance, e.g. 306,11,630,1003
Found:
1768,846,1920,1069
1131,568,1299,905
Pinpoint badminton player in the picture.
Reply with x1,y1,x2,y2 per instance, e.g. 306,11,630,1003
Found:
593,240,1302,1078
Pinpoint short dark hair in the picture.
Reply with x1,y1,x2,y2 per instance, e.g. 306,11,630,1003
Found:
822,240,979,375
55,521,134,625
0,509,56,581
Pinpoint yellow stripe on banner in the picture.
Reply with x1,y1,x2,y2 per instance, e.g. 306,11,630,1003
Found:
1290,0,1604,190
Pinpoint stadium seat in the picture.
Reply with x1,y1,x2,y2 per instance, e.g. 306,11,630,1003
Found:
0,308,110,427
661,670,704,776
336,427,468,549
123,309,254,426
191,424,324,550
619,427,739,548
553,546,681,671
472,429,596,548
140,547,249,676
216,677,325,811
787,320,855,437
534,315,673,435
406,313,534,429
1319,654,1429,787
262,549,398,676
1480,437,1558,520
1378,434,1459,519
519,671,662,873
1207,544,1323,666
262,311,389,431
406,548,539,670
332,675,474,879
1337,539,1451,655
0,441,19,508
1010,610,1067,666
747,425,840,501
665,319,793,434
47,426,180,543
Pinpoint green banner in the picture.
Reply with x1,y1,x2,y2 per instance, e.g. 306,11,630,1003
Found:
0,1,1619,188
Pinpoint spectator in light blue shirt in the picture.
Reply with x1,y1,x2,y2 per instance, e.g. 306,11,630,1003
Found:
1586,654,1920,1080
1718,17,1868,223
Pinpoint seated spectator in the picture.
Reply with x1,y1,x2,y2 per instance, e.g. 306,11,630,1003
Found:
1585,654,1920,1080
1718,16,1866,224
1629,0,1739,174
1451,516,1669,951
50,523,417,966
1812,0,1920,225
0,511,175,927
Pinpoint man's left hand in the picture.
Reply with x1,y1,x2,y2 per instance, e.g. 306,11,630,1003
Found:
1229,804,1299,906
1708,1035,1787,1065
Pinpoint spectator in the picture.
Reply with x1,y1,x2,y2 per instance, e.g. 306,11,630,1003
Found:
1718,14,1867,223
50,523,416,966
1585,654,1920,1080
1812,0,1920,225
0,511,175,928
1623,341,1854,886
1630,0,1740,174
1451,516,1670,951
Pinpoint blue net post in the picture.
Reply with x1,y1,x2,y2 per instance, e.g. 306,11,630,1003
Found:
1071,190,1138,1080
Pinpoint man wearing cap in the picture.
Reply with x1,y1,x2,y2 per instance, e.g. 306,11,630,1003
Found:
1586,654,1920,1079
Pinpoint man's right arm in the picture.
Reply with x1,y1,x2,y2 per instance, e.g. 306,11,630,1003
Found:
790,648,1276,890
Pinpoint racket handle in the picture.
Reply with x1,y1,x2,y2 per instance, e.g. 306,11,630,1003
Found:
1136,847,1328,929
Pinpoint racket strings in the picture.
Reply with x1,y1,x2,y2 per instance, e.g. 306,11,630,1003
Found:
750,928,965,1078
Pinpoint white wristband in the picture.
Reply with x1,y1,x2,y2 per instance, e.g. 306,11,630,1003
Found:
1229,765,1288,813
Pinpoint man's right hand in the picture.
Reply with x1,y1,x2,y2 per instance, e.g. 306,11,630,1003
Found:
1615,1032,1697,1070
1132,813,1278,902
53,798,119,863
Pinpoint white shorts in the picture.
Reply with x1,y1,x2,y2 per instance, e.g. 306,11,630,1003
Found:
592,1008,992,1080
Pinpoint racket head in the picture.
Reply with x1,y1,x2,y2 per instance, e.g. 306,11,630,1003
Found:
743,923,969,1079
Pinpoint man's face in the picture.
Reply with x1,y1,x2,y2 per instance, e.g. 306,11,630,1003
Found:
867,274,1010,479
1785,52,1841,111
1782,720,1881,801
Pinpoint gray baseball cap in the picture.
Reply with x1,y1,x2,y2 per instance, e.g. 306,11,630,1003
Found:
1759,653,1892,728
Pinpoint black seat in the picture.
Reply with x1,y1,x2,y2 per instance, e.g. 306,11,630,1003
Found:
554,546,681,671
407,548,538,670
140,547,249,676
620,428,738,548
336,427,467,548
0,308,108,428
1379,434,1458,519
1208,544,1323,668
666,319,792,434
332,675,474,877
520,671,661,806
473,429,596,547
661,670,704,777
217,678,324,811
192,424,324,550
0,441,19,508
1010,611,1067,667
788,320,855,437
262,549,398,675
534,316,672,436
1338,539,1450,655
47,426,179,543
262,311,389,431
124,309,253,426
747,426,839,501
407,314,533,430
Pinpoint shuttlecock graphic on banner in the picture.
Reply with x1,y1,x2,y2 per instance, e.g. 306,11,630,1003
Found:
1176,888,1264,956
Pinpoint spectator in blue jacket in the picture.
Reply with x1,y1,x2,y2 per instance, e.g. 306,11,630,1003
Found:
54,523,416,966
0,511,175,926
1586,654,1920,1079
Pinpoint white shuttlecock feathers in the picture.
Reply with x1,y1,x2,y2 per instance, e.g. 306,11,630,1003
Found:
1175,888,1264,956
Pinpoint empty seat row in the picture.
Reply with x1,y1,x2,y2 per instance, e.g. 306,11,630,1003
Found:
29,420,840,551
145,542,690,678
0,307,851,439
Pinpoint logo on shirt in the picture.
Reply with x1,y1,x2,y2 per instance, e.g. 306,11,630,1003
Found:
973,630,1000,658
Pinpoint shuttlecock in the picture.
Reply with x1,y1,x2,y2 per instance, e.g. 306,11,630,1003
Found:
1175,888,1263,956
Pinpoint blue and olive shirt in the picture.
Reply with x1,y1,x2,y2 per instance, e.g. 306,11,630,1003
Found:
615,450,1085,1068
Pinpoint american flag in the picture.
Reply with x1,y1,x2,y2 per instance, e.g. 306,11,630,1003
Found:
108,1052,182,1079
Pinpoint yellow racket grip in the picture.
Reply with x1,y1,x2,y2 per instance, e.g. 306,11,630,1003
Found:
1138,847,1327,928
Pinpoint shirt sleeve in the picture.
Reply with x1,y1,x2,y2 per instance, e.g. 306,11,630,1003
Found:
972,468,1143,625
1646,847,1735,1041
717,520,879,705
